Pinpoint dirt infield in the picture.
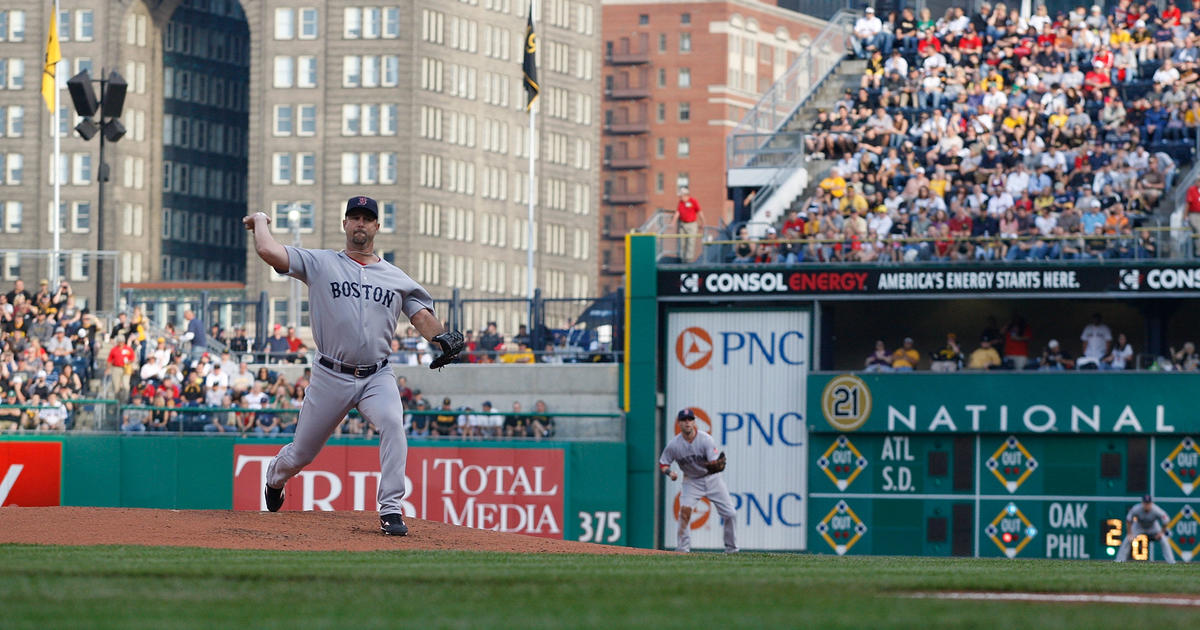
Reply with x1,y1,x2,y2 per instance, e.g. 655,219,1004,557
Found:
0,507,664,554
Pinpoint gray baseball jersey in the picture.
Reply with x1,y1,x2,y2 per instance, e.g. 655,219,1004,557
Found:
1126,503,1170,532
266,246,435,517
659,430,721,479
282,247,434,365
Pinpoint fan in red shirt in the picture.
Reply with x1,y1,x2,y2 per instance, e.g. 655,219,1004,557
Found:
917,31,942,54
675,186,702,262
959,29,983,54
1163,1,1182,26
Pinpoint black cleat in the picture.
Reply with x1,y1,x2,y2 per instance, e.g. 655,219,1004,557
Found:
380,513,409,536
265,484,285,512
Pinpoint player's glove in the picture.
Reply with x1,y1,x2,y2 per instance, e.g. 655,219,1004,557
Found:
430,330,465,369
703,452,727,475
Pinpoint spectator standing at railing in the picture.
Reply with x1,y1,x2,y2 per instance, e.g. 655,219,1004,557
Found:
675,186,702,262
106,336,136,400
478,322,503,363
1186,182,1200,254
1078,313,1114,369
229,327,250,355
182,310,206,361
264,325,289,364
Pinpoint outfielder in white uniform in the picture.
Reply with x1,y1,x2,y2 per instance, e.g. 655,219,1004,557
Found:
244,196,462,536
1115,495,1176,563
659,407,738,553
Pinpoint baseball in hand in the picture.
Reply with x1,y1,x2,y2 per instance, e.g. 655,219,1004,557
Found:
669,471,678,481
243,212,270,231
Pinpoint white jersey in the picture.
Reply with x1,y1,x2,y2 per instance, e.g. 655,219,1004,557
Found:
285,247,434,365
659,430,721,479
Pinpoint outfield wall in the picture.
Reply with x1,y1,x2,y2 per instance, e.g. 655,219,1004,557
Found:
0,437,627,545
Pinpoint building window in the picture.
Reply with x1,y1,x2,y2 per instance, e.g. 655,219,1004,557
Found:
655,137,665,158
657,68,666,87
380,202,396,232
274,105,293,135
638,14,648,25
655,172,664,193
342,105,360,135
344,7,362,38
678,138,690,158
680,32,691,53
299,8,318,39
298,105,316,136
72,201,91,232
3,201,22,232
656,103,665,123
76,10,94,41
678,68,691,88
658,33,666,52
679,102,690,122
681,13,691,25
272,153,292,184
297,56,317,88
297,153,315,184
275,8,295,39
273,56,294,88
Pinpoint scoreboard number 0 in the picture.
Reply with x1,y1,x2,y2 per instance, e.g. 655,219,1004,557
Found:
822,375,872,432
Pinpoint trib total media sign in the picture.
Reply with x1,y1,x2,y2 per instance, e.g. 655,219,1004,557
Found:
233,445,565,538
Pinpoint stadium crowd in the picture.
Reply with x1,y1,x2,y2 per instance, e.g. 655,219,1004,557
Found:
734,0,1200,264
862,311,1199,372
0,278,571,436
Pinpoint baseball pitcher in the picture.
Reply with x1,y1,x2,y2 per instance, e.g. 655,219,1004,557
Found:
243,196,464,536
659,407,738,553
1116,495,1176,563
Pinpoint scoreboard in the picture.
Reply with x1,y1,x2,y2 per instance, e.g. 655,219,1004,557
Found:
807,373,1200,561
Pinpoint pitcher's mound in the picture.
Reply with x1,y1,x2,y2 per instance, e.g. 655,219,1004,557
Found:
0,507,662,554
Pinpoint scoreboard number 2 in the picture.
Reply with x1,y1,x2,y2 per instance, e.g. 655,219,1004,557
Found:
822,375,872,432
1103,518,1149,560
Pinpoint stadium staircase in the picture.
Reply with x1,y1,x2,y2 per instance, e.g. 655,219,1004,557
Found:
725,10,861,235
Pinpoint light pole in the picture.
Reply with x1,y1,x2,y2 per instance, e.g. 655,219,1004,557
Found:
66,69,126,311
286,205,302,328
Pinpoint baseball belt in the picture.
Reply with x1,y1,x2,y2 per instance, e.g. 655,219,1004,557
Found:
318,356,389,378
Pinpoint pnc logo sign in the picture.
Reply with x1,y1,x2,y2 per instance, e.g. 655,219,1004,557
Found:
674,407,713,435
675,327,713,369
0,442,62,507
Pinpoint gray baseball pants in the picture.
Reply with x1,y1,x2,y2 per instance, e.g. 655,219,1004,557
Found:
266,361,408,515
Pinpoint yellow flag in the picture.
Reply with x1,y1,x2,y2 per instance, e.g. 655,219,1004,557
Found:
42,10,62,111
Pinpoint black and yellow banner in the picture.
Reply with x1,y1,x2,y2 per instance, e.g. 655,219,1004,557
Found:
522,8,538,111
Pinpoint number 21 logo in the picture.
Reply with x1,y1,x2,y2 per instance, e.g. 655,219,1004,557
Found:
821,374,872,432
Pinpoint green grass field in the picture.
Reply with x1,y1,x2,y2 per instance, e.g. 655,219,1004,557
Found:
1,545,1195,629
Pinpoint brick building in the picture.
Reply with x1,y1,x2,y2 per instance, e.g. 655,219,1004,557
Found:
599,0,824,291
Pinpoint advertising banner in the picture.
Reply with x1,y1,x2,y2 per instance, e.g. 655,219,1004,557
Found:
233,445,565,538
664,311,808,551
810,373,1200,435
0,441,62,507
659,263,1200,298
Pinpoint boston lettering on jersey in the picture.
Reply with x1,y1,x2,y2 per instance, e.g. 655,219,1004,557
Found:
329,281,397,308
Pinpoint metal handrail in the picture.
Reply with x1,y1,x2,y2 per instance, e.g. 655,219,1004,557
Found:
748,146,809,219
726,9,858,170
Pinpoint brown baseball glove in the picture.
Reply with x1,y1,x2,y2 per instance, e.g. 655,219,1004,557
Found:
704,452,727,475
